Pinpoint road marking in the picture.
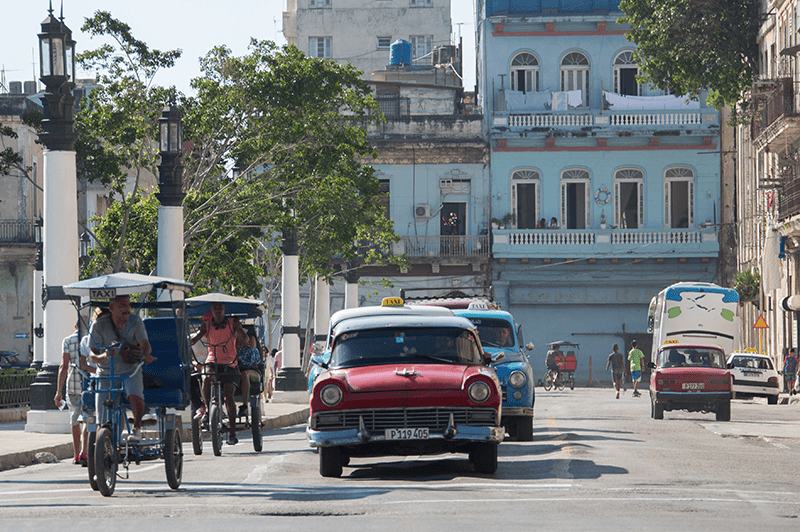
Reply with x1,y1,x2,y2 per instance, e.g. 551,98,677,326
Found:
240,455,285,485
547,417,573,480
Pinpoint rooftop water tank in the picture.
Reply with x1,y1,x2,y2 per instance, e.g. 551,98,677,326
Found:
390,39,412,66
9,81,22,94
24,81,37,95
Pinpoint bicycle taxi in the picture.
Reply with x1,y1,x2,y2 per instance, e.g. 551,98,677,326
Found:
185,293,265,455
63,272,193,497
543,340,579,390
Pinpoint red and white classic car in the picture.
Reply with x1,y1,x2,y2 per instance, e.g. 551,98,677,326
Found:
307,307,504,477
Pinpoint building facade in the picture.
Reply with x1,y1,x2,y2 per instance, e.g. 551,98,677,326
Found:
478,0,724,383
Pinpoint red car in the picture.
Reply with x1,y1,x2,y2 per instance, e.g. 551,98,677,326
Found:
307,313,504,477
648,343,732,421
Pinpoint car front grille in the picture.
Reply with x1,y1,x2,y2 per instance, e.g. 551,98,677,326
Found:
313,407,498,431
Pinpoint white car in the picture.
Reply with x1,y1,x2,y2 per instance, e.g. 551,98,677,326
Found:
727,351,780,404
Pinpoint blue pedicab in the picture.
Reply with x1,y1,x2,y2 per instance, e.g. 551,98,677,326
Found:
185,293,265,455
63,273,193,497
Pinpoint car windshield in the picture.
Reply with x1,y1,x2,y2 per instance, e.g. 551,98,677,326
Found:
658,347,726,369
331,326,483,368
468,318,515,348
730,355,774,370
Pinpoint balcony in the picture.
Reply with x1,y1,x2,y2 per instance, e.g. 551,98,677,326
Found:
401,235,489,258
492,228,718,259
0,220,35,243
751,78,800,152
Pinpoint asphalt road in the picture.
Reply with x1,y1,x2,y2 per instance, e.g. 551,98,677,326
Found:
2,388,800,531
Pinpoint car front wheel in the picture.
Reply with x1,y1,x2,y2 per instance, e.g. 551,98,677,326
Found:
716,400,731,421
320,446,343,477
471,442,498,474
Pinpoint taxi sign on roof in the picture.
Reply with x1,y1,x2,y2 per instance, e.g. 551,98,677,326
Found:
382,297,404,307
467,300,490,310
662,339,679,345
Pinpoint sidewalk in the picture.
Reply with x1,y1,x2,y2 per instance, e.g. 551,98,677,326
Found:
0,401,309,471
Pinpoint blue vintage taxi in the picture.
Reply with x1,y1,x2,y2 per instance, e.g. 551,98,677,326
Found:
452,304,535,441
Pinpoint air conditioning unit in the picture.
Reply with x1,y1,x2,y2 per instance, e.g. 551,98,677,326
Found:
414,204,431,219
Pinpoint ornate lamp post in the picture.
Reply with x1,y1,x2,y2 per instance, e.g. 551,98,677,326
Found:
32,216,44,370
28,3,80,430
155,104,185,302
79,231,90,269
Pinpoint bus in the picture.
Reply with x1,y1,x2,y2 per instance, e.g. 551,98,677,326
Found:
647,282,740,359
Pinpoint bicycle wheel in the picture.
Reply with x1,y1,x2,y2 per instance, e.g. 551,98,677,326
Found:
210,404,223,456
556,373,566,391
191,414,203,455
87,431,99,491
543,372,553,391
251,399,263,452
164,426,183,489
94,426,117,497
569,374,575,390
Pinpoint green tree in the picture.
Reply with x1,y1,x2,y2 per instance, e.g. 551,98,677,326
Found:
0,114,43,195
618,0,761,115
76,11,181,272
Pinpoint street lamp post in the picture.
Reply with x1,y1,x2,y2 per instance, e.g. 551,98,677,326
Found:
28,3,80,432
32,216,44,370
79,231,90,269
155,104,185,303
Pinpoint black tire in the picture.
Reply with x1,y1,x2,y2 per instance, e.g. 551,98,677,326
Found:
471,442,498,474
341,454,350,467
556,374,566,391
569,375,575,390
87,431,99,491
652,398,664,420
94,427,117,497
191,414,203,455
543,373,553,391
716,400,731,421
251,402,263,452
768,394,779,405
164,427,183,489
320,446,343,477
210,404,223,457
516,416,534,441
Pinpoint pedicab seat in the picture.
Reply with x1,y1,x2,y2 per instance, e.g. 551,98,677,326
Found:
133,318,190,408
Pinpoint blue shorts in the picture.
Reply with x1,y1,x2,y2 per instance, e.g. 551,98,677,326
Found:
95,372,144,422
631,370,641,382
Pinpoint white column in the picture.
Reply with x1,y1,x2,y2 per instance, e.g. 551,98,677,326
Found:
314,276,330,348
344,279,359,309
272,252,306,403
157,205,184,302
27,149,78,433
32,269,44,363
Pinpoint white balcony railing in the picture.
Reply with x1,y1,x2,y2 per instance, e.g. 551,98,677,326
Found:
402,235,490,258
606,113,704,126
508,114,594,128
504,112,709,128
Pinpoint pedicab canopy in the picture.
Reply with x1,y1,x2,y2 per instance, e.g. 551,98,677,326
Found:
63,272,193,299
185,292,264,318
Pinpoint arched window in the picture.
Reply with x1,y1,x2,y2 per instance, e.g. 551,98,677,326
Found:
560,52,590,106
664,167,695,228
510,52,540,94
560,169,591,229
614,168,644,228
614,51,640,96
511,169,541,229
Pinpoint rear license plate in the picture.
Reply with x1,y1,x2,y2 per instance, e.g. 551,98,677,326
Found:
682,382,705,390
743,372,760,377
385,428,429,440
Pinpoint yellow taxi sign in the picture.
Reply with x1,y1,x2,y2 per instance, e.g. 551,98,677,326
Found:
744,347,758,353
382,297,404,307
662,339,679,345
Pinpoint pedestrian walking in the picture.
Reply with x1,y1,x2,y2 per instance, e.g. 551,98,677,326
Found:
784,348,797,393
628,340,645,397
606,343,625,399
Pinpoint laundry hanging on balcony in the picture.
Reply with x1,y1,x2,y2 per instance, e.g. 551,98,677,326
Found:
762,223,784,293
505,90,552,112
602,91,700,110
551,90,582,110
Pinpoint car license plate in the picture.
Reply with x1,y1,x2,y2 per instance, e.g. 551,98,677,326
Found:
682,382,705,390
743,372,760,377
385,428,429,440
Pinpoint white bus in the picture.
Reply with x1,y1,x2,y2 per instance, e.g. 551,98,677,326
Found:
647,282,740,359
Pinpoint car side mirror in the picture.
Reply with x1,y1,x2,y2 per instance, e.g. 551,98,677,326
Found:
491,352,505,363
727,362,734,369
647,361,656,370
525,342,534,351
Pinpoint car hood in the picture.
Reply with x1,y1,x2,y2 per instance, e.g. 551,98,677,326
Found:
334,364,477,393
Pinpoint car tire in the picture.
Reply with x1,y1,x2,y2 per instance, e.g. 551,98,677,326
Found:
716,400,731,421
320,446,343,477
191,415,203,456
652,398,664,420
471,442,498,474
516,416,533,441
768,394,778,405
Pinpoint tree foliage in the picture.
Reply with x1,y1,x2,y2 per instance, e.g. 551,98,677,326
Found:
618,0,761,114
0,114,43,194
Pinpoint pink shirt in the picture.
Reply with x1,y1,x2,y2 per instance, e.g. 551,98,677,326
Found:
203,313,238,366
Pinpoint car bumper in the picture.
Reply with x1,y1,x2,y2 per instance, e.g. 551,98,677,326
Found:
501,406,534,417
732,383,779,397
653,391,731,403
307,424,505,448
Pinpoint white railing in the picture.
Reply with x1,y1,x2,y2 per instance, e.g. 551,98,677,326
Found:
402,235,490,258
508,114,594,128
507,231,596,246
606,113,703,126
610,231,703,245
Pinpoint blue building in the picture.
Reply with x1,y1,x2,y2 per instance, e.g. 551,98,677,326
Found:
477,0,723,382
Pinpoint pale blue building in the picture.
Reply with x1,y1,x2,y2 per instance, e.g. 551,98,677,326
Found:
477,0,723,382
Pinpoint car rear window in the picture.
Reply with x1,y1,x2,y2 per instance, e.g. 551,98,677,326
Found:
331,326,483,368
657,347,726,369
730,356,774,370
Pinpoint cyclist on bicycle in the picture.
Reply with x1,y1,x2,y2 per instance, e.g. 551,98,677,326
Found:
88,295,153,443
191,302,247,445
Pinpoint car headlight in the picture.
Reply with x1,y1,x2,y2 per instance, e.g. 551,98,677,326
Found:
468,381,491,403
508,370,526,388
320,384,343,407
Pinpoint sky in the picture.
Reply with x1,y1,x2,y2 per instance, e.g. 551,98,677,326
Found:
2,0,477,95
